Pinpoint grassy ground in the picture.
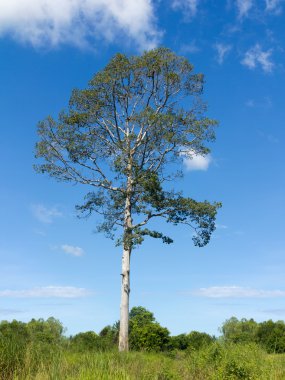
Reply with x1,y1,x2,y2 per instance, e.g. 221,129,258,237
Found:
1,343,284,379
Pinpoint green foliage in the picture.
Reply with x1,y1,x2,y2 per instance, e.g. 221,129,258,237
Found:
186,342,271,380
170,331,215,351
0,318,64,379
170,334,190,350
0,316,285,379
187,331,215,350
1,343,278,379
52,324,119,353
0,320,29,379
27,317,64,345
35,47,220,250
221,316,285,354
256,320,285,353
129,307,170,351
70,331,100,352
98,323,119,350
221,317,258,344
130,323,170,352
129,306,155,325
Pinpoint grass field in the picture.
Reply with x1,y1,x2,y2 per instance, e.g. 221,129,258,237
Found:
2,342,285,379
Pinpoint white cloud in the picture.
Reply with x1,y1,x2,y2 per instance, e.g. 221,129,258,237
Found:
172,0,199,17
241,44,274,73
214,43,232,64
32,204,62,224
193,286,285,298
0,286,90,298
236,0,254,18
216,224,228,229
61,244,84,257
0,0,160,50
265,0,282,13
182,150,212,171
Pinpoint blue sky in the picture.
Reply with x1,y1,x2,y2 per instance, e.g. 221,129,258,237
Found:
0,0,285,337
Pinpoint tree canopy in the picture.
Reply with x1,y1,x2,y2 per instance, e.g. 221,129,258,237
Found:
35,47,220,249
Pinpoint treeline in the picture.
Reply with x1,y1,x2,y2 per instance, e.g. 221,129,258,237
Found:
222,316,285,353
69,309,285,354
70,307,215,352
1,307,285,355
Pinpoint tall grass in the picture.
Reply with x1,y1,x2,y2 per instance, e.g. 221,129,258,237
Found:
1,340,285,379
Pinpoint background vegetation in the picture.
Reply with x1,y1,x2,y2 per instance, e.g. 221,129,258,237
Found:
1,308,285,379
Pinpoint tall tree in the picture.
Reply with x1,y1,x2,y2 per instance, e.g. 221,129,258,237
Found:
35,48,221,352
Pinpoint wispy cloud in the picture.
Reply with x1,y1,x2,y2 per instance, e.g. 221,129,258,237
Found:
216,224,228,230
0,286,91,298
236,0,254,18
241,44,274,73
182,150,212,171
61,244,84,257
214,43,232,64
265,0,282,13
172,0,199,18
245,96,272,108
0,0,160,50
32,204,62,224
193,286,285,298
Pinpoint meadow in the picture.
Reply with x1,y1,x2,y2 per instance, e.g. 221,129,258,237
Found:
1,339,285,379
1,312,285,379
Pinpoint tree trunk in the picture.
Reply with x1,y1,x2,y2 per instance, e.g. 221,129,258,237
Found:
119,132,133,352
118,246,131,352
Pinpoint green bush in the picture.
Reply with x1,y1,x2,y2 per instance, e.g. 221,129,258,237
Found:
221,317,258,344
170,334,190,350
0,318,64,379
70,331,100,352
186,342,271,380
221,316,285,354
0,313,284,379
187,331,215,351
170,331,215,351
26,317,64,345
0,320,29,379
256,320,285,353
129,307,170,351
98,323,119,350
130,322,170,352
129,306,155,325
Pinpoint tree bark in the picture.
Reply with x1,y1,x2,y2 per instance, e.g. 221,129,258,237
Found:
118,245,131,351
119,191,132,351
119,130,133,352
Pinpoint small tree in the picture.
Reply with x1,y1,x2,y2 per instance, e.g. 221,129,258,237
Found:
35,47,221,351
221,317,258,344
256,320,285,353
129,306,170,351
187,331,215,350
98,323,119,350
129,306,155,325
